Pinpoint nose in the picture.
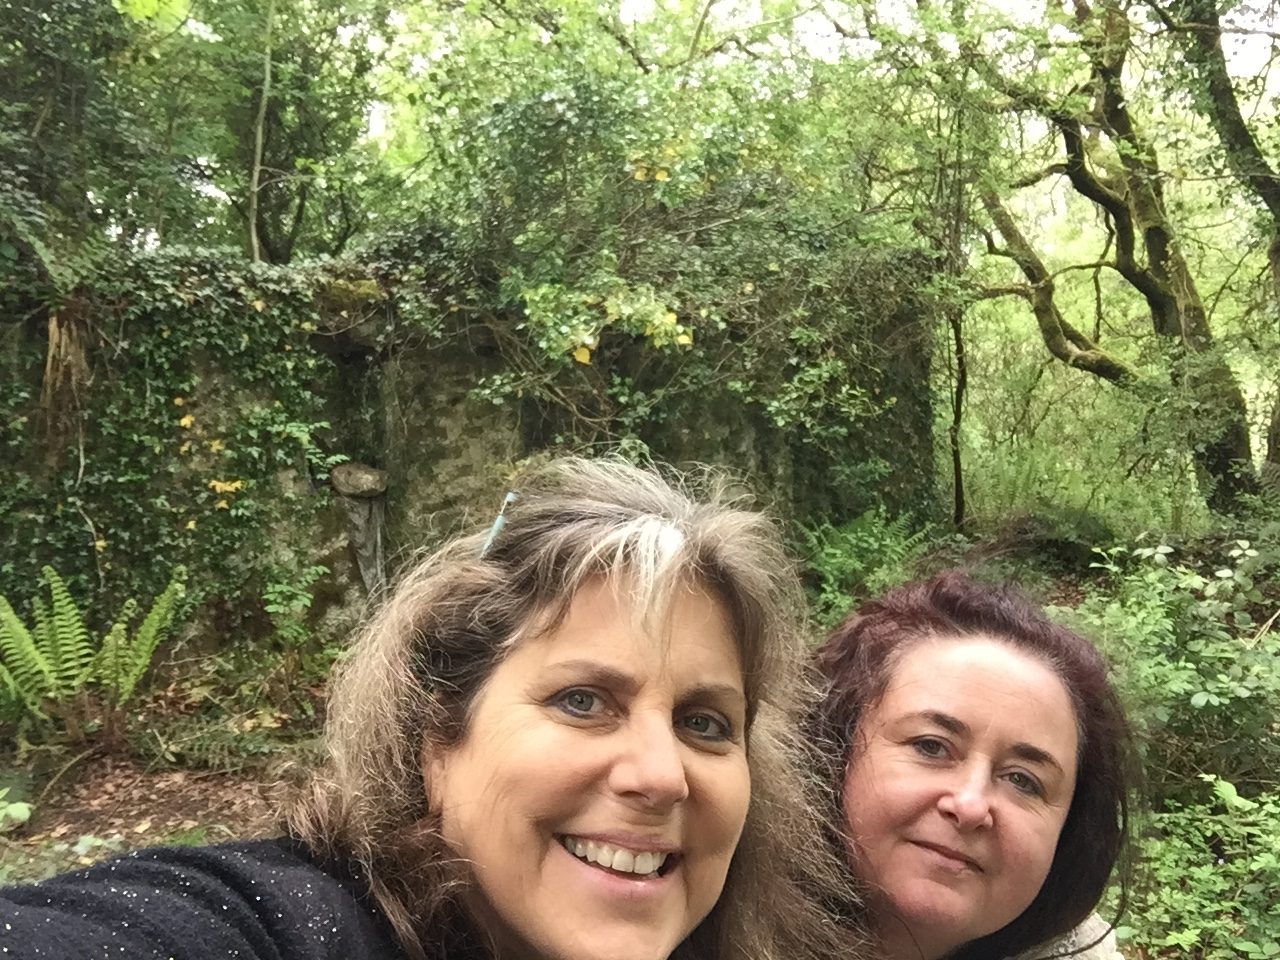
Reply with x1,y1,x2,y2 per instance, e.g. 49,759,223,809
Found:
608,712,690,811
936,768,994,830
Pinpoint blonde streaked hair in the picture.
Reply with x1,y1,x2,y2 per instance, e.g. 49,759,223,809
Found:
286,455,867,960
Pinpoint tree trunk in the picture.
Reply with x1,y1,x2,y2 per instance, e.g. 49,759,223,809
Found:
248,0,275,263
1169,0,1280,494
979,0,1256,512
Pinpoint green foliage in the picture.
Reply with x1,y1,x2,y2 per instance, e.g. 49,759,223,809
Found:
1062,541,1280,803
1059,538,1280,957
0,565,188,745
1116,777,1280,960
0,248,348,630
0,786,33,834
0,567,96,724
263,564,328,649
97,568,186,708
802,509,931,628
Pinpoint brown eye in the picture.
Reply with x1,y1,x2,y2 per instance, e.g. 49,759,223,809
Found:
911,737,948,759
1005,770,1044,797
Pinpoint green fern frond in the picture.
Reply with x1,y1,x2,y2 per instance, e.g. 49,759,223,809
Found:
113,574,184,707
0,659,25,722
96,610,134,708
0,594,55,704
42,566,94,696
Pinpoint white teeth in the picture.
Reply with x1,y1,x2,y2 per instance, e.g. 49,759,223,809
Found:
561,837,669,876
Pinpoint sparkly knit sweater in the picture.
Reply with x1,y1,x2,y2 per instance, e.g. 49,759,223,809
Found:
0,838,407,959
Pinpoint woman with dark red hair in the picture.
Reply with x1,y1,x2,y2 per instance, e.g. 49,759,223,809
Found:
811,571,1136,960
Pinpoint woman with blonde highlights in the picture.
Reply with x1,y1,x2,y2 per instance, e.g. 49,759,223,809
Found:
1,456,864,960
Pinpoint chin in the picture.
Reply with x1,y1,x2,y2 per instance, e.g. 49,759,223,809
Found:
531,924,686,960
887,891,976,946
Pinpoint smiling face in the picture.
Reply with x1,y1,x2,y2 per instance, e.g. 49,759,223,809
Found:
427,576,751,960
842,637,1079,960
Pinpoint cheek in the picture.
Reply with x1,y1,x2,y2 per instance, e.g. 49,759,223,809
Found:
1003,818,1065,898
699,759,752,851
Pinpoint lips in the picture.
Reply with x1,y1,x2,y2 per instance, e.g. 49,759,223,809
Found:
911,840,982,872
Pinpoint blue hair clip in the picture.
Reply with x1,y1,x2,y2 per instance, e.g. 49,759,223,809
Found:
479,491,519,559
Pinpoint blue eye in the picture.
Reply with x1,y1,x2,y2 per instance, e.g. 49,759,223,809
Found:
555,688,604,717
681,712,733,742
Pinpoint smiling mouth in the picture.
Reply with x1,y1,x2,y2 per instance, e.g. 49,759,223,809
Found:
559,836,678,878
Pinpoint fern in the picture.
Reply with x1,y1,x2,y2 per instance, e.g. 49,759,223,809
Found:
96,567,185,708
803,508,932,627
43,567,95,696
95,602,136,709
0,659,22,722
0,565,188,744
0,593,55,710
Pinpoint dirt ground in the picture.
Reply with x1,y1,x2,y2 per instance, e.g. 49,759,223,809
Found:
1,756,276,882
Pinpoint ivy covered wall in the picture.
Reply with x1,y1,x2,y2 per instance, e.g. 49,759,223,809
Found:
1,240,938,646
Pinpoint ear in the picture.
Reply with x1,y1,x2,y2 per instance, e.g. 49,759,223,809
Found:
421,739,448,817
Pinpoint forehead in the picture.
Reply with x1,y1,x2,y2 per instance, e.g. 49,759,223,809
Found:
874,637,1078,747
511,577,745,683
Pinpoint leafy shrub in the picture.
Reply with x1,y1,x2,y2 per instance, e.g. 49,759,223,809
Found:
1061,541,1280,804
802,508,931,628
1058,540,1280,958
1117,777,1280,960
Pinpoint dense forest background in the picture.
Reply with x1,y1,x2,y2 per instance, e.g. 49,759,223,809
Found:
2,0,1280,955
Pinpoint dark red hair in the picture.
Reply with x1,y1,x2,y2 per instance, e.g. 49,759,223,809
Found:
810,571,1135,960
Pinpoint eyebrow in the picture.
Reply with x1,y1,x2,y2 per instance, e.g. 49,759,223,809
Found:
546,661,639,694
906,710,1066,774
545,661,747,709
681,682,749,712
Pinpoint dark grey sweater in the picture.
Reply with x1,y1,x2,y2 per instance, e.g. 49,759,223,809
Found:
0,838,407,959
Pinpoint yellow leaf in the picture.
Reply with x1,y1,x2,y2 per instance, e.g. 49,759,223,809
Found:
208,438,226,453
252,299,267,313
215,499,230,510
179,441,193,455
179,414,195,429
663,311,677,325
742,282,755,294
633,166,649,181
134,820,151,834
572,345,592,365
94,539,108,553
676,332,693,346
173,396,186,406
185,519,198,531
654,169,670,182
